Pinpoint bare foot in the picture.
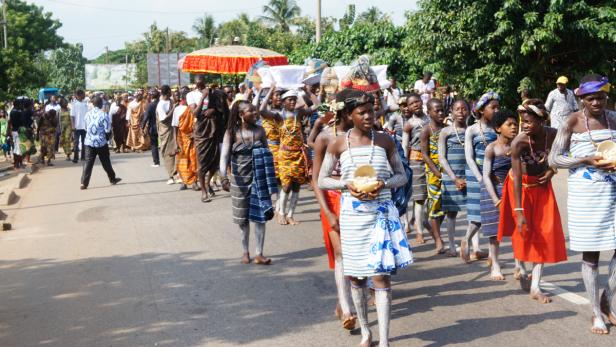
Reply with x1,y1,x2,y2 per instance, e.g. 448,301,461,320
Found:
460,240,471,263
341,314,357,330
241,253,250,264
513,267,522,280
530,289,552,304
600,291,616,326
254,255,272,265
277,214,288,225
359,332,372,347
470,250,489,261
591,315,609,335
434,238,445,255
490,269,506,281
415,232,426,244
286,216,300,225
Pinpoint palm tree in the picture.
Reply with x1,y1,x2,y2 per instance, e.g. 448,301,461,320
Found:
193,14,216,47
260,0,301,32
356,6,387,24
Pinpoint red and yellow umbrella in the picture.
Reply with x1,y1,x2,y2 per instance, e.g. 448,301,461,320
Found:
181,45,288,74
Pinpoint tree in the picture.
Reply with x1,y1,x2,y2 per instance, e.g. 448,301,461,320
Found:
356,6,388,24
260,0,301,32
339,4,356,30
289,19,409,85
0,0,63,100
47,43,86,93
217,17,250,45
404,0,616,105
193,14,216,48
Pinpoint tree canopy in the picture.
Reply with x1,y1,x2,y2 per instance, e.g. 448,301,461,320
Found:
260,0,301,32
404,0,616,104
0,0,64,100
2,0,615,102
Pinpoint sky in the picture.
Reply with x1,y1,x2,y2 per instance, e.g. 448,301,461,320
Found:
32,0,418,59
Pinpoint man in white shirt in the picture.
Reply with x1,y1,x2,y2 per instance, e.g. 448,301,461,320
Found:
545,75,579,130
414,72,435,112
70,89,89,163
187,75,206,114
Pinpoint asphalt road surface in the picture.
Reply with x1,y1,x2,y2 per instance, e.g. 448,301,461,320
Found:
0,152,615,346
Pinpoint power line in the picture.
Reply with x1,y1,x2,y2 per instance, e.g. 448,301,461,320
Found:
45,0,262,15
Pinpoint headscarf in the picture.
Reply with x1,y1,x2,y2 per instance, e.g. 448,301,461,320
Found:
517,99,548,118
474,91,500,112
281,90,298,100
576,76,611,96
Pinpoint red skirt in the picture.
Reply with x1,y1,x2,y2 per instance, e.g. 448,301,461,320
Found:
320,190,341,270
497,173,567,263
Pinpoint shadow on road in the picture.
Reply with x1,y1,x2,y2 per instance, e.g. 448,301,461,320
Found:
0,252,338,346
391,310,576,346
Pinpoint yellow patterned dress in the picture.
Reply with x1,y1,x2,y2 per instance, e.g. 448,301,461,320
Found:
425,128,444,218
278,110,306,187
59,110,73,157
261,117,282,177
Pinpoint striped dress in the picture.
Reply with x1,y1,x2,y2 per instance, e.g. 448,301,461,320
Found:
465,130,497,223
567,129,616,251
408,115,429,201
230,140,265,225
480,155,511,237
442,128,467,212
426,129,444,218
339,146,393,278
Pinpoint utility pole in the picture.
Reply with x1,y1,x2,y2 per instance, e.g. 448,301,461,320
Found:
315,0,321,43
166,27,171,86
104,46,109,64
125,53,128,90
1,0,8,49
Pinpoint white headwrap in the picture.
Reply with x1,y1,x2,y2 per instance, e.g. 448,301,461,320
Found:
281,90,299,100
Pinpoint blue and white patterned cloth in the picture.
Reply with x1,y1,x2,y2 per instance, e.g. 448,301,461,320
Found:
249,147,278,223
84,107,111,148
391,134,413,215
567,129,616,251
367,200,413,273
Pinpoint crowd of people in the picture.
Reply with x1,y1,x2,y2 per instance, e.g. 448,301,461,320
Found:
1,56,615,345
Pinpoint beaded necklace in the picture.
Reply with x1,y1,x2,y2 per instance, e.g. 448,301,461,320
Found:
345,129,375,168
453,122,465,146
281,109,299,134
584,109,614,147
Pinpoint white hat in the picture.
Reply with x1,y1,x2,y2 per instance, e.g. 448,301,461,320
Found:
281,90,298,100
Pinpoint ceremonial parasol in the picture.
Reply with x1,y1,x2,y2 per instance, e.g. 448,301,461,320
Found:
181,45,288,74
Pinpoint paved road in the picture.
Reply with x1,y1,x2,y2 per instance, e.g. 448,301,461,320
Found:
0,153,615,346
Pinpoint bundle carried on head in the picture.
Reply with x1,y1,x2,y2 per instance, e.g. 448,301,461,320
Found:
340,55,380,93
303,58,328,85
320,67,339,95
245,60,269,89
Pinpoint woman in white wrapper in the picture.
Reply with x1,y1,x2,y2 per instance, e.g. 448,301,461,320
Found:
318,90,411,347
